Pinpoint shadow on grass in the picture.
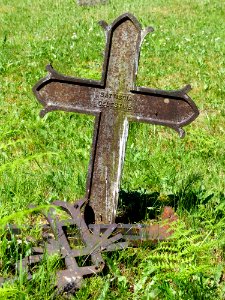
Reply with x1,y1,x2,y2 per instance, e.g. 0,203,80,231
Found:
85,174,218,224
115,190,173,223
116,174,216,223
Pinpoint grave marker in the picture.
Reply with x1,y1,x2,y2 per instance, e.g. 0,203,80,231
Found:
33,13,199,224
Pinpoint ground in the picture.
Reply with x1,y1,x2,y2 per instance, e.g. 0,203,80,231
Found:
0,0,224,299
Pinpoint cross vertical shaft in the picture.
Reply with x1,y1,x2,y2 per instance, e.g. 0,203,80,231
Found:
88,19,140,223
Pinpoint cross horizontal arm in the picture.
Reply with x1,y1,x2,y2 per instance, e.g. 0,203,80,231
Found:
33,65,104,117
130,85,199,137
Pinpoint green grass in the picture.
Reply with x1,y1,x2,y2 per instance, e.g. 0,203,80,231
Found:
0,0,225,299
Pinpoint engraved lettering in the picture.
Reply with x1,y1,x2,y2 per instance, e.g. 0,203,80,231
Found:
127,101,132,111
93,92,133,111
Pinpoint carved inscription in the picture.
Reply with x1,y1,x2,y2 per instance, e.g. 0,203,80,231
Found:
93,91,133,111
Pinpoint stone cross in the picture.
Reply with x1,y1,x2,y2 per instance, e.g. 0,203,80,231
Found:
33,13,199,224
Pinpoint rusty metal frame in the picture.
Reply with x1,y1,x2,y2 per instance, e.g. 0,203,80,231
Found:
13,199,127,293
1,202,175,294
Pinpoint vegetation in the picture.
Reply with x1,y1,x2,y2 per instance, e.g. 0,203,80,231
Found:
0,0,224,299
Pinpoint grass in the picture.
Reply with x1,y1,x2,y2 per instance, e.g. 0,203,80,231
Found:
0,0,225,299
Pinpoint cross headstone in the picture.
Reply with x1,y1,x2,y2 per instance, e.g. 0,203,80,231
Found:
33,13,199,224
